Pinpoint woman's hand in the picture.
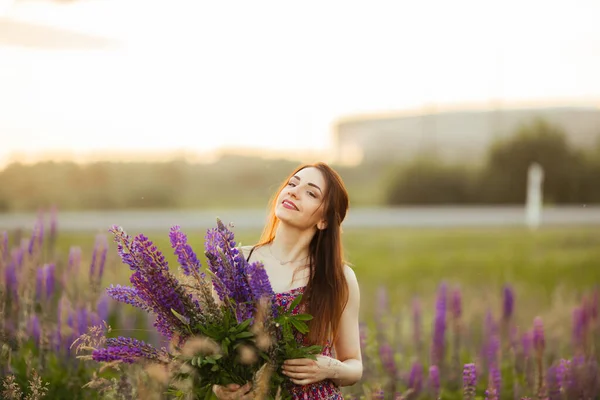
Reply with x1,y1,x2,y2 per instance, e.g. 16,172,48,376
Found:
282,355,340,386
212,382,252,400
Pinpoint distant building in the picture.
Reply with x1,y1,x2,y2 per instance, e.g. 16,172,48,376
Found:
332,105,600,165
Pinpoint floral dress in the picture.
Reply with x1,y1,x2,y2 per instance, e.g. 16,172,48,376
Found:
273,286,344,400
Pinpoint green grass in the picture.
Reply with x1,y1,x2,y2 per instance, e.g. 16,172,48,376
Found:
47,225,600,321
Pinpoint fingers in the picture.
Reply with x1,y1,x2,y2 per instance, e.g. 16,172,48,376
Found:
284,358,313,366
213,383,252,400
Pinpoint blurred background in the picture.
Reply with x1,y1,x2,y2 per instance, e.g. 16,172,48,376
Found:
1,1,599,399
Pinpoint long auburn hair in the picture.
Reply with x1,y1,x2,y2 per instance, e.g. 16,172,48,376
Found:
256,162,350,346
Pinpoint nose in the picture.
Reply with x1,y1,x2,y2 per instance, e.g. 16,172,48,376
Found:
287,185,299,198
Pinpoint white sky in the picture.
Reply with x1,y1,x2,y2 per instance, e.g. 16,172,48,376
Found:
1,0,600,166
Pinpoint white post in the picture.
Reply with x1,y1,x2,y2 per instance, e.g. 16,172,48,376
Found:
525,162,544,229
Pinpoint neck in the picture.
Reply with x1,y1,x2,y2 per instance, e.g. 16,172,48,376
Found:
270,222,316,264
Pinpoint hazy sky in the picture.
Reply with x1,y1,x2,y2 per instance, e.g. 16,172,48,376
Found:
1,0,599,166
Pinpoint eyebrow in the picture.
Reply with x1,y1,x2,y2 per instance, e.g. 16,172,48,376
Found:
291,175,323,194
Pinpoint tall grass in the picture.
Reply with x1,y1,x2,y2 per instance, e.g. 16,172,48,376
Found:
1,212,599,399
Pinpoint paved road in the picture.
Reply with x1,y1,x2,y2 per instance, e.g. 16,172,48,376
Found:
1,206,599,232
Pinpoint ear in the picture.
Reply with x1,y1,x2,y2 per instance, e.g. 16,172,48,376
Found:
317,220,327,230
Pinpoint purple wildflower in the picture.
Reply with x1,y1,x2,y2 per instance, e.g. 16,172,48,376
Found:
408,361,423,395
77,307,89,337
451,287,462,320
245,260,274,301
90,234,108,283
485,309,498,337
109,226,201,339
486,335,500,368
96,294,110,322
5,260,17,297
35,267,44,302
106,284,152,312
502,285,514,320
204,219,268,323
429,365,440,398
489,364,501,398
430,282,447,366
572,307,585,353
44,263,55,300
533,316,545,353
522,330,533,358
546,365,561,400
49,205,58,241
378,341,397,377
92,337,169,364
463,363,477,400
68,247,82,275
28,315,41,346
412,297,422,351
556,359,571,392
169,225,201,276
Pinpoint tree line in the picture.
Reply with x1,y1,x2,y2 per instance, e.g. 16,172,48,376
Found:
0,118,598,212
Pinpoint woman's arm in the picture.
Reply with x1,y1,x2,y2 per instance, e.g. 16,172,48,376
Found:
325,265,363,386
282,265,363,387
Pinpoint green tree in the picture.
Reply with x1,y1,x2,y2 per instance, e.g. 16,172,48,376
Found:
479,118,585,204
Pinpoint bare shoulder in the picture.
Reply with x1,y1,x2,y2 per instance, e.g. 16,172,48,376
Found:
343,264,360,292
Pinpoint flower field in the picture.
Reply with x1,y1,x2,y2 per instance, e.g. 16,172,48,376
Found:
1,209,599,399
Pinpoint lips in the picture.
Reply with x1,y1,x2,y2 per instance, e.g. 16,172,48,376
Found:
282,199,299,211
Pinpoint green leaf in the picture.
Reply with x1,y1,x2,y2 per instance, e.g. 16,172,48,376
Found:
171,308,190,325
234,331,255,340
290,319,308,334
288,294,303,311
292,313,313,321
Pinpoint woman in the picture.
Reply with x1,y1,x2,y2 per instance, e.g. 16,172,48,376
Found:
213,162,362,399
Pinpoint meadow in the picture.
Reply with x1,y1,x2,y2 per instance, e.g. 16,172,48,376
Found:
1,213,599,399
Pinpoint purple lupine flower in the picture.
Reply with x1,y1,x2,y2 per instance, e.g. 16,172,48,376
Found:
77,307,89,337
429,365,440,398
556,359,571,392
412,297,422,350
522,330,533,358
96,294,110,323
28,215,43,255
572,307,585,353
106,284,153,312
486,335,500,368
430,282,447,366
89,234,107,280
44,263,55,300
109,226,201,339
4,260,17,297
245,260,274,301
68,247,82,276
546,365,561,400
463,363,477,400
97,235,108,282
204,220,262,323
485,309,498,337
28,315,41,346
169,225,201,276
92,337,169,364
451,287,462,320
378,341,397,377
489,364,501,398
502,285,514,320
533,316,545,353
35,266,45,302
408,361,423,395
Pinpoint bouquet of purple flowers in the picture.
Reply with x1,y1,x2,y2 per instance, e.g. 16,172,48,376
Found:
87,219,321,399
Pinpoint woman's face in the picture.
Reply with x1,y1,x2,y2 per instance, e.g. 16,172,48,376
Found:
275,167,328,231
